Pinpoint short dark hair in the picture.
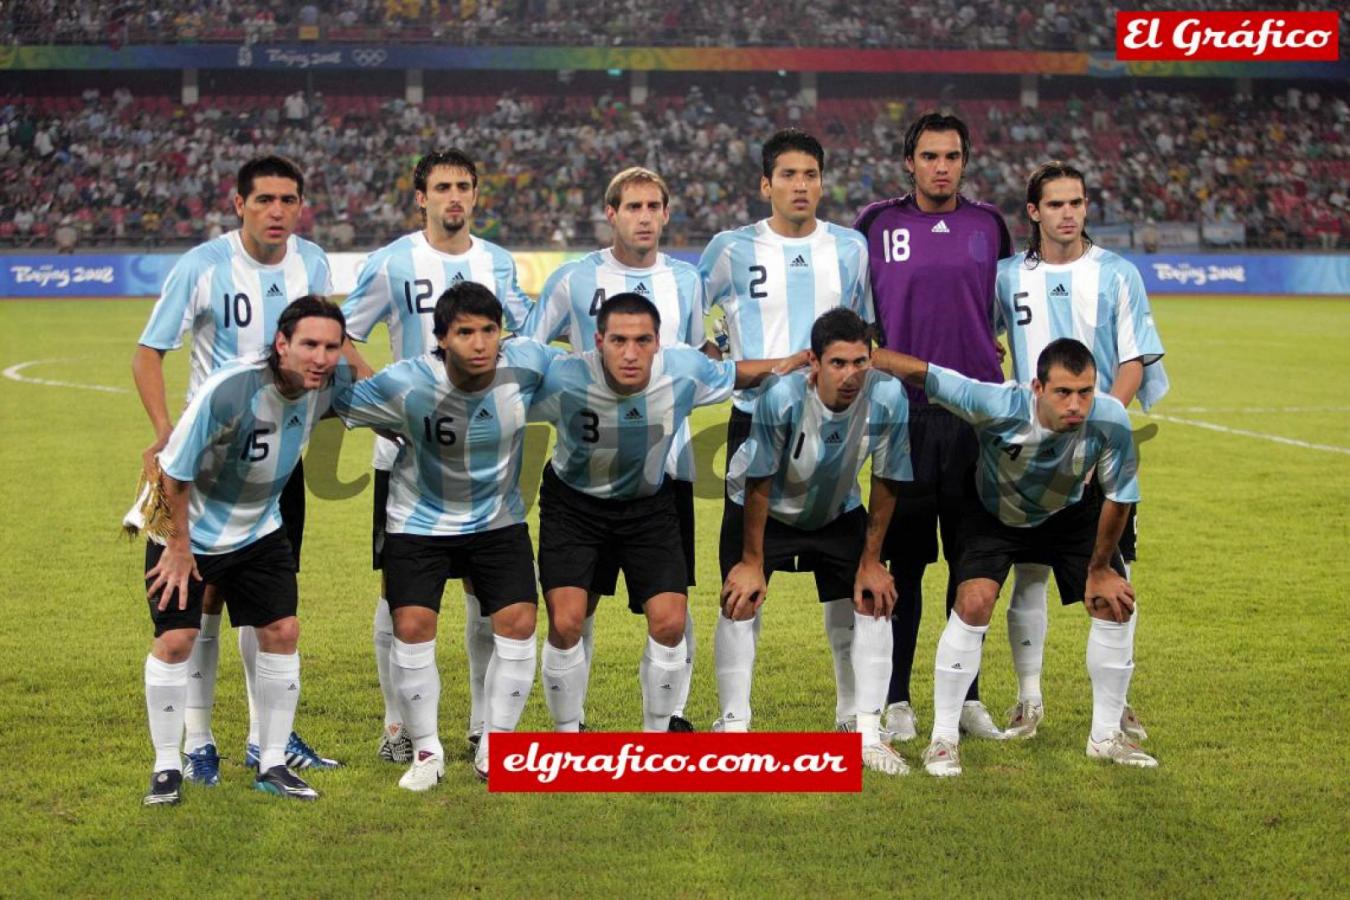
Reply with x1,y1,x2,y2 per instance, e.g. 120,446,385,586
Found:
1024,160,1093,264
414,149,479,193
810,308,871,358
237,155,305,200
761,128,825,179
903,112,970,164
432,281,502,339
1036,337,1097,384
267,296,345,372
596,292,661,334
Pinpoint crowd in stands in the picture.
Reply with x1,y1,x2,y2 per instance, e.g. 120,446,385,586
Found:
6,0,1342,52
1,84,1345,251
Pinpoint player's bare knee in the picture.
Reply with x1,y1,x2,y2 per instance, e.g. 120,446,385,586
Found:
153,629,198,663
1084,597,1131,622
492,602,537,641
257,616,300,653
645,597,687,645
392,606,438,643
953,579,998,626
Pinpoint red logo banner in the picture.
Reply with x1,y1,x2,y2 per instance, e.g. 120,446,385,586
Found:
1116,11,1340,62
488,732,862,793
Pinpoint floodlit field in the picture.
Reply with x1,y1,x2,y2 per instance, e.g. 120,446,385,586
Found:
1,295,1346,896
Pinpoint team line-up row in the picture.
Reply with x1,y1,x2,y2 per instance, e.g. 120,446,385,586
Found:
129,115,1168,805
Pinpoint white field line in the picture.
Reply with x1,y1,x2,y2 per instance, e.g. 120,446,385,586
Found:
2,359,129,394
1164,405,1350,414
1136,411,1350,456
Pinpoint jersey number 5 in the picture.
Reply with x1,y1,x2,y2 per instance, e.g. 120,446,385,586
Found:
1013,291,1033,326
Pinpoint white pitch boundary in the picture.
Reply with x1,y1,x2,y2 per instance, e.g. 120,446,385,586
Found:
1136,410,1350,456
2,359,129,394
1164,405,1350,414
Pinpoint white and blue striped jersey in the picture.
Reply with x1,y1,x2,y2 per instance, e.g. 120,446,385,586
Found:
699,219,873,412
727,369,913,530
333,339,560,536
523,247,707,482
139,230,333,399
995,246,1169,410
341,231,534,469
925,364,1140,528
530,346,737,500
157,355,347,555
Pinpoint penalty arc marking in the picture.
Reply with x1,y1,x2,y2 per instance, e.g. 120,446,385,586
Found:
2,359,129,394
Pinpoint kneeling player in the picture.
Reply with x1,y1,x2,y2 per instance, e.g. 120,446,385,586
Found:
334,282,557,788
873,338,1157,776
529,292,802,734
141,297,349,805
720,309,912,776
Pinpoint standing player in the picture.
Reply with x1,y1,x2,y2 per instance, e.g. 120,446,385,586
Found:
994,162,1168,739
529,293,803,735
700,128,872,730
140,297,350,805
720,309,912,776
334,283,558,789
341,150,534,763
522,166,708,732
854,113,1011,742
871,338,1157,776
132,156,339,785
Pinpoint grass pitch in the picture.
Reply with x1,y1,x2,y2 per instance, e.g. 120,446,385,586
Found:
0,295,1346,897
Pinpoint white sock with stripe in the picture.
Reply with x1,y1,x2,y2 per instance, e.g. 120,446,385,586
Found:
255,651,301,772
542,641,588,731
184,613,220,752
145,654,188,772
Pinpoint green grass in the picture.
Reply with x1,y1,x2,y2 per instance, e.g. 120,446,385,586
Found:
0,295,1346,897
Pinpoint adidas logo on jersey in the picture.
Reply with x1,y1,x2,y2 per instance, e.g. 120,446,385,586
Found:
451,272,465,284
624,407,643,420
266,283,283,297
287,414,303,428
634,281,650,295
1050,284,1069,297
789,254,809,268
475,408,493,421
931,220,950,234
824,432,843,445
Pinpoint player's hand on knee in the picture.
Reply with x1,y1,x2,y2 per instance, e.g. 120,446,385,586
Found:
853,560,897,618
721,563,766,621
147,546,201,611
1085,566,1134,623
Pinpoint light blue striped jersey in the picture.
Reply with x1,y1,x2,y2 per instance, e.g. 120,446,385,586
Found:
524,248,708,482
332,339,560,536
530,346,736,500
157,355,348,555
341,231,533,468
139,230,333,399
925,364,1140,528
995,245,1169,410
699,219,873,412
727,369,913,530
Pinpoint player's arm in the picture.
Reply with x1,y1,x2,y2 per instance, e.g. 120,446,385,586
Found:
144,474,200,612
732,351,810,388
855,475,900,618
1110,359,1144,407
132,345,175,480
869,347,930,388
340,338,375,381
723,475,770,620
1085,499,1135,624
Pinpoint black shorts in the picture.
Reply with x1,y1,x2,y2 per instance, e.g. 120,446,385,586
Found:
592,477,696,593
145,528,298,636
882,405,978,568
719,503,867,603
723,407,754,498
382,524,538,616
537,464,688,613
1083,477,1138,563
954,494,1127,606
371,467,390,570
279,458,305,570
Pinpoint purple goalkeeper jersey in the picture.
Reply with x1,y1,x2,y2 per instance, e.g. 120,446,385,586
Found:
854,194,1011,404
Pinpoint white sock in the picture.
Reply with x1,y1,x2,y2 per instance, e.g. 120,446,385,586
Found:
392,638,442,759
1008,564,1050,703
1087,619,1134,742
672,609,695,718
578,613,596,726
373,597,400,732
184,613,220,752
542,641,588,731
640,636,689,732
715,613,758,730
851,612,893,745
485,633,536,733
823,599,855,724
932,613,987,741
255,651,301,772
145,654,188,771
464,592,494,737
238,625,262,747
